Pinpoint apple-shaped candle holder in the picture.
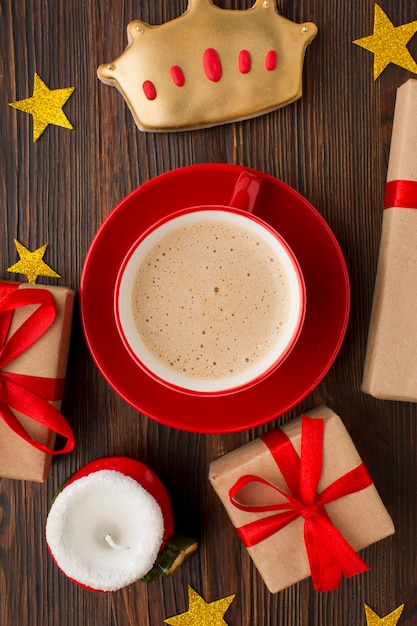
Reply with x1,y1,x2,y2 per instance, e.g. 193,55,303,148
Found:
46,456,197,592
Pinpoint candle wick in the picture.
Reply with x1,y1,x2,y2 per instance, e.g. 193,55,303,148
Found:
104,534,130,550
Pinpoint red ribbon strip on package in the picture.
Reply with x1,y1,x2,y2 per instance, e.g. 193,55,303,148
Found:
229,415,372,592
0,283,74,454
383,179,417,209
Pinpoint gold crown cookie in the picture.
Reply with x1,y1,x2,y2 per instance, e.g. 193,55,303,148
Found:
97,0,317,132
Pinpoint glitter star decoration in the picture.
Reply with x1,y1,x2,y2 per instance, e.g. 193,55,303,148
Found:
164,586,235,626
353,4,417,79
9,73,75,141
7,239,61,284
364,603,405,626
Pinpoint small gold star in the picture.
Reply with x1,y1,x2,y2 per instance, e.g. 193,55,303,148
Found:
9,73,75,141
164,586,235,626
353,4,417,79
7,239,61,284
365,603,405,626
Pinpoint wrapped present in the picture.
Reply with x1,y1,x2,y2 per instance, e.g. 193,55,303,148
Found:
362,78,417,400
208,406,394,593
0,281,75,481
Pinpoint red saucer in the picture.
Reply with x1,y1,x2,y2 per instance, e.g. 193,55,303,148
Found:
80,164,350,433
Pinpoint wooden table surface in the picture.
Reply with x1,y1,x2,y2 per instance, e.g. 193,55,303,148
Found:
1,1,417,624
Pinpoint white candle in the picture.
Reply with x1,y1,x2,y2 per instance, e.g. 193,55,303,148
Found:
46,469,165,591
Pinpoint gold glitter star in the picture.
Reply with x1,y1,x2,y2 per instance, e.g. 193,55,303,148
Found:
364,603,405,626
7,239,61,284
164,586,235,626
353,4,417,79
9,73,75,141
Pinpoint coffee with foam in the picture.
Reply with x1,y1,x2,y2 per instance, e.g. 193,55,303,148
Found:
132,220,290,380
116,208,305,395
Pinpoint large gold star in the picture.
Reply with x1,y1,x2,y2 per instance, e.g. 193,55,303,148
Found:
7,239,61,284
364,603,405,626
353,4,417,79
164,586,235,626
9,73,75,141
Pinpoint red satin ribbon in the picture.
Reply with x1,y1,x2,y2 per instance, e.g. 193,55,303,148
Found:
383,180,417,209
229,415,372,592
0,283,74,454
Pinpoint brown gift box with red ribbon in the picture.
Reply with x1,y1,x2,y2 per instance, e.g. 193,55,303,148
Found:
0,281,75,482
208,406,394,593
362,78,417,400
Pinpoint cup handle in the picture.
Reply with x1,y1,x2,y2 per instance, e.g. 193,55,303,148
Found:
228,170,262,214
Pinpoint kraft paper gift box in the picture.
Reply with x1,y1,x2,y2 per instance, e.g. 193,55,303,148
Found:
362,78,417,400
208,406,394,593
0,281,75,482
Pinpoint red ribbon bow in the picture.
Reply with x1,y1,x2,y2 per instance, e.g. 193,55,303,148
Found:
229,415,372,592
0,283,74,454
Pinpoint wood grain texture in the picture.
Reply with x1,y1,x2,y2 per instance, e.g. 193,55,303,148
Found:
1,0,417,624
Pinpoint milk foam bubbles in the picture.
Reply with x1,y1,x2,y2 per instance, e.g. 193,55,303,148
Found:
131,220,291,380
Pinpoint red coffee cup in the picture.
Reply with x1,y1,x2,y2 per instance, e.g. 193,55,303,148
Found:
115,171,306,396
